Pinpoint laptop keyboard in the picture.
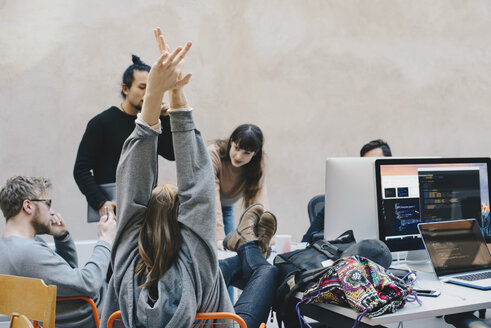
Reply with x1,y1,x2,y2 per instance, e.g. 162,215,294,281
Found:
455,271,491,281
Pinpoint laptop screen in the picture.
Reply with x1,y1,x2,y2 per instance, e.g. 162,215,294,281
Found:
418,219,491,277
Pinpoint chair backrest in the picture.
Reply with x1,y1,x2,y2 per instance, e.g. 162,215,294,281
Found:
0,274,56,328
307,194,325,224
107,311,250,328
107,310,121,328
194,312,247,327
9,314,34,328
57,296,100,327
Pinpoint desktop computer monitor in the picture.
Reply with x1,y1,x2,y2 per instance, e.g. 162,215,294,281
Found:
375,157,491,253
324,157,379,242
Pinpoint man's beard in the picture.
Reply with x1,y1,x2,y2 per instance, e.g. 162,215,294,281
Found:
31,208,50,235
135,99,143,112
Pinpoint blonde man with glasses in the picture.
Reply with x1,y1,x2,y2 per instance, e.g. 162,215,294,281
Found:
0,176,117,328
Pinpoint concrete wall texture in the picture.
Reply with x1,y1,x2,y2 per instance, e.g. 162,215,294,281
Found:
1,0,491,242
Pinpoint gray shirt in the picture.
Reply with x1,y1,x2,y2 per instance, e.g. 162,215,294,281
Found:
0,234,111,328
100,109,233,328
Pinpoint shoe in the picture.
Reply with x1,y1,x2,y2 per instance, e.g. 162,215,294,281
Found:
256,211,277,258
223,203,264,251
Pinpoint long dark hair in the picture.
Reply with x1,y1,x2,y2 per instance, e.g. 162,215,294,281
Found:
217,124,264,207
135,184,182,301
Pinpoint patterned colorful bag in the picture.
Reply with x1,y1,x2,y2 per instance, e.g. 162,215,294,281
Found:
297,256,419,328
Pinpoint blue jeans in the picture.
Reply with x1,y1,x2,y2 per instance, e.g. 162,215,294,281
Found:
222,205,235,235
222,205,235,301
219,241,278,328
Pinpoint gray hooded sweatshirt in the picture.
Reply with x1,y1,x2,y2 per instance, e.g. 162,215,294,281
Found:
100,109,234,328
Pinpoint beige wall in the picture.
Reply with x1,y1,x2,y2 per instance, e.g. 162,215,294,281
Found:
1,0,491,242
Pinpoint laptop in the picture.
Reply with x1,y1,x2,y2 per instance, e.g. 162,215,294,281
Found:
87,182,116,223
418,219,491,290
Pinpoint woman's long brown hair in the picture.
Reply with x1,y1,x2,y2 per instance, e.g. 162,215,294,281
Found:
217,124,264,207
135,183,182,301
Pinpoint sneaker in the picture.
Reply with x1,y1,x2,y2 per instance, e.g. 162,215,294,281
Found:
256,211,277,257
223,203,264,251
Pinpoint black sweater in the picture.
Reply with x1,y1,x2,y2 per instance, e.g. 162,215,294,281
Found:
73,106,174,211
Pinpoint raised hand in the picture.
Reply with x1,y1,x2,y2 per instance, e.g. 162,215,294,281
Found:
147,28,192,94
142,28,192,125
154,27,170,54
153,27,192,90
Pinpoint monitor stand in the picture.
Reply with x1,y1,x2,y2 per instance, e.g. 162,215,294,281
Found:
391,250,430,268
405,249,429,263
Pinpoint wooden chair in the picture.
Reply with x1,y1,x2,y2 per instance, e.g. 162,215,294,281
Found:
32,296,100,328
9,313,34,328
108,310,265,328
0,274,56,328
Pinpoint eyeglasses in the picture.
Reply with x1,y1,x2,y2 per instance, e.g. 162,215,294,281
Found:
30,199,52,209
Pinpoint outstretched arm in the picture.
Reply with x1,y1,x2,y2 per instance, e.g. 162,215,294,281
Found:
168,110,217,244
116,28,193,221
112,28,193,269
151,28,217,243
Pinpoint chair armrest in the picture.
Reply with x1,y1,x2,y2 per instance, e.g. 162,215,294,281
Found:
107,310,121,328
57,296,100,328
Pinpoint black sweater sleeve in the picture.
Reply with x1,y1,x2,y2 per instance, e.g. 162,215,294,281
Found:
73,117,108,211
157,115,175,161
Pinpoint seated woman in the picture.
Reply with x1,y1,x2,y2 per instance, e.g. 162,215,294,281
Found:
100,27,278,328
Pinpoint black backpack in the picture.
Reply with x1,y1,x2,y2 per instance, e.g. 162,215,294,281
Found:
272,230,356,327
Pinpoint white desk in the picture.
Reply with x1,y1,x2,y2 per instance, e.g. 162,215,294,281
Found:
297,270,491,327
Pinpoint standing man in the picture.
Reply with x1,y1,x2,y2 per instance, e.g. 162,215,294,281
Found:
74,55,174,221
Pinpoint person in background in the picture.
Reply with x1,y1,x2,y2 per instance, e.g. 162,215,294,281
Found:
208,124,269,251
73,55,175,220
301,139,392,243
0,176,116,328
360,139,392,157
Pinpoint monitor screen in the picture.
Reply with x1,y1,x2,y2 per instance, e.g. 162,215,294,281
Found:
375,158,491,252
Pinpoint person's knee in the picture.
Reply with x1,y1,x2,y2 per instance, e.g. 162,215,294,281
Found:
257,264,279,285
269,264,279,281
247,263,279,288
